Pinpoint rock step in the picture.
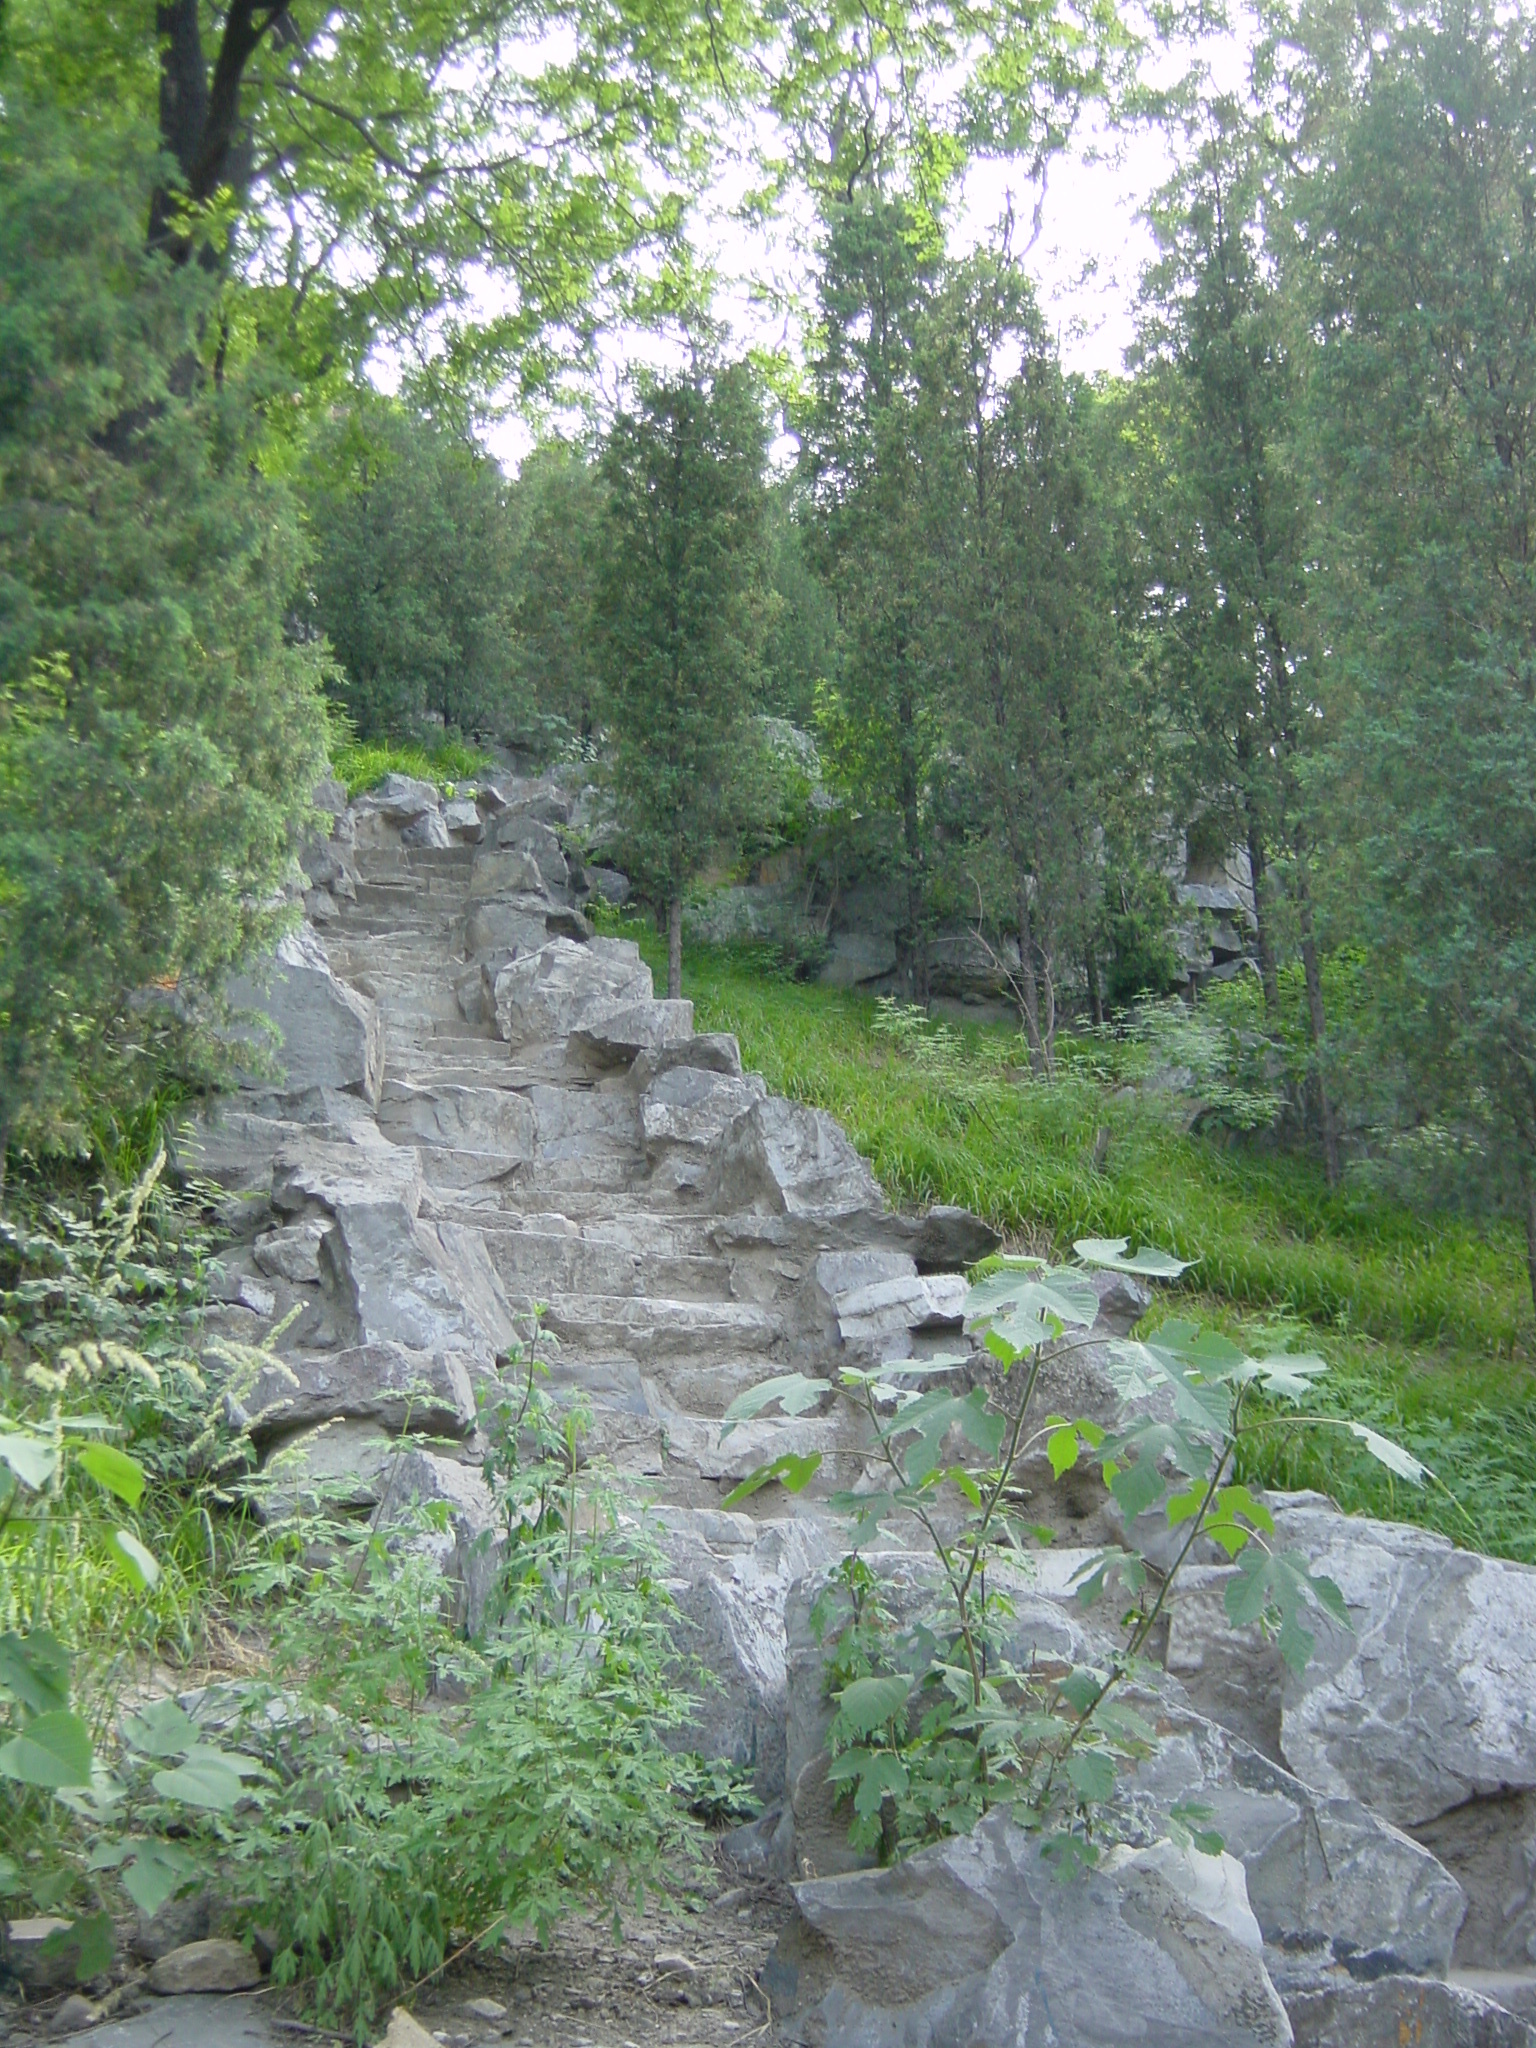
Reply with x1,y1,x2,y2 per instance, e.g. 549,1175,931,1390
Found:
533,1292,783,1363
477,1226,735,1302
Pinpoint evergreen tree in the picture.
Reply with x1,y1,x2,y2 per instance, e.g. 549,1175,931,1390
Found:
304,405,521,742
595,364,770,998
508,443,606,750
0,102,329,1152
1285,0,1536,1284
801,194,943,1000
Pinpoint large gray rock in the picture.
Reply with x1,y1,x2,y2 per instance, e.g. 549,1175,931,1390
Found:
802,1247,966,1359
1287,1976,1535,2046
1273,1505,1536,1831
224,1341,475,1441
704,1095,886,1224
492,937,654,1046
391,1447,502,1631
764,1808,1293,2048
320,1201,516,1365
463,895,553,957
655,1510,841,1798
568,999,695,1069
148,1939,261,1995
784,1558,1466,1983
358,772,438,822
226,924,383,1106
377,1080,535,1183
641,1064,767,1194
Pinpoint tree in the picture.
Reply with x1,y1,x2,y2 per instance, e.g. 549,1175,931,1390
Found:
1282,0,1536,1287
801,194,944,1000
1133,107,1342,1179
595,364,770,998
5,0,757,402
916,243,1117,1068
303,406,520,742
0,101,329,1153
507,443,606,751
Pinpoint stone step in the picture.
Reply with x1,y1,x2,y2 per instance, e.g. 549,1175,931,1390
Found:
478,1225,735,1302
535,1291,783,1364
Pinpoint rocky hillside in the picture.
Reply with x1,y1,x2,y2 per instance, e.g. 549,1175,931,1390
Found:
190,770,1536,2048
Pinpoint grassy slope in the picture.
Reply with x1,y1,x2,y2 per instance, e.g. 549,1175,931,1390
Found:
626,922,1536,1560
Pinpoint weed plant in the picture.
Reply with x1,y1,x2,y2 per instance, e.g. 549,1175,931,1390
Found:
330,736,493,799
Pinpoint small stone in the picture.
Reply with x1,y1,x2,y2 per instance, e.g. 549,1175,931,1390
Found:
4,1917,107,1995
148,1936,262,1994
653,1950,696,1977
463,1997,507,2021
49,1994,99,2036
379,2010,439,2048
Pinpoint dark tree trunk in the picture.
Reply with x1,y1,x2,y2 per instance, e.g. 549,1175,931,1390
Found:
1015,887,1045,1072
149,0,281,260
1292,844,1341,1187
1245,816,1281,1016
666,895,683,1003
1086,944,1104,1028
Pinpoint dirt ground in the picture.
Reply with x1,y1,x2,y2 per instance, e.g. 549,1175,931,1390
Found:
1,1859,795,2047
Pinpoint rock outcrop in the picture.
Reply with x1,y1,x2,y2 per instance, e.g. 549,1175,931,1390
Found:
191,769,1536,2039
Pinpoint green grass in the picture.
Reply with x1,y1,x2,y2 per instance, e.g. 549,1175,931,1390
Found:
621,919,1536,1561
330,736,493,799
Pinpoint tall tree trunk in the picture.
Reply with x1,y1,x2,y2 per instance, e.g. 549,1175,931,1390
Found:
1292,843,1341,1187
1244,816,1281,1016
150,0,278,260
1086,945,1104,1028
666,895,683,1003
1015,887,1045,1072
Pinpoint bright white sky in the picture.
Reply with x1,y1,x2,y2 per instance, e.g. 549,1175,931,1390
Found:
485,18,1254,469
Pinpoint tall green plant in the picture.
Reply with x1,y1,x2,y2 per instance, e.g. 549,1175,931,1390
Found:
723,1240,1431,1859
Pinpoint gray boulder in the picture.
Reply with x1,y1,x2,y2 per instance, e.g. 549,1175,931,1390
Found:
898,1203,1002,1272
704,1095,886,1225
568,999,695,1069
492,937,654,1046
655,1509,841,1798
400,807,451,850
764,1809,1293,2048
802,1247,966,1359
463,895,553,958
1287,1976,1535,2046
226,923,383,1106
223,1341,475,1441
360,772,438,821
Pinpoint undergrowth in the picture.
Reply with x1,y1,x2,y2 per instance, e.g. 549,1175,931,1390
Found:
601,913,1536,1562
330,736,493,799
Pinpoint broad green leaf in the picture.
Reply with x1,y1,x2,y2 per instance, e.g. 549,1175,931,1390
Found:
720,1450,822,1507
75,1442,146,1508
849,1749,910,1817
122,1698,198,1759
0,1630,70,1715
1056,1666,1106,1716
0,1430,58,1491
119,1839,197,1919
719,1373,829,1438
1066,1750,1116,1802
40,1910,114,1984
109,1528,160,1590
1046,1425,1081,1480
831,1674,913,1742
1345,1423,1427,1484
0,1709,95,1788
1074,1238,1191,1279
1224,1547,1352,1673
152,1750,247,1812
1251,1354,1328,1401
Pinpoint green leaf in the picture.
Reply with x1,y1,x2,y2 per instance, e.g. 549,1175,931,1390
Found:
1252,1354,1328,1402
122,1698,199,1759
1056,1666,1105,1716
152,1750,248,1812
0,1709,95,1788
720,1450,822,1507
1074,1238,1191,1279
75,1442,146,1508
849,1749,910,1817
1066,1750,1116,1802
1047,1424,1081,1480
0,1429,58,1491
118,1839,197,1919
1345,1423,1427,1484
109,1528,159,1590
719,1373,830,1438
52,1910,114,1983
830,1674,913,1742
0,1630,70,1715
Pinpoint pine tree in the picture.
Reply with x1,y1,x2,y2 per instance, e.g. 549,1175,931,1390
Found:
594,364,769,999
